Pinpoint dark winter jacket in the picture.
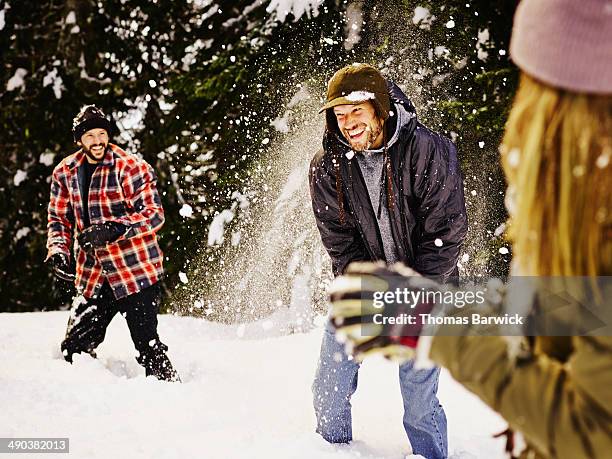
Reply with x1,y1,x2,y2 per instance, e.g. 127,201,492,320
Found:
309,83,467,281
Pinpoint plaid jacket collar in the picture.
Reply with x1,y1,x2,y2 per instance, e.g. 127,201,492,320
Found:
66,145,117,231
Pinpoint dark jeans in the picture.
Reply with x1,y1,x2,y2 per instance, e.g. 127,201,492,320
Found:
61,282,179,381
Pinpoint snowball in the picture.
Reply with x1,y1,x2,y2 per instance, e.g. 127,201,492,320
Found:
434,238,443,247
65,11,76,24
478,141,485,148
39,152,55,166
179,203,193,218
7,68,27,92
499,247,509,255
15,227,30,241
445,19,455,28
178,272,188,284
13,169,27,186
461,253,470,263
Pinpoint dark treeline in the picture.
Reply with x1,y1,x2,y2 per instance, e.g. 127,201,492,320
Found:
1,0,517,312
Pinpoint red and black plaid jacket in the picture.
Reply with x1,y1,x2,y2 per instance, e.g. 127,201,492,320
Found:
46,144,164,299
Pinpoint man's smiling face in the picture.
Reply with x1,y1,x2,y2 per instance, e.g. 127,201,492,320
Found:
79,128,109,163
333,101,384,151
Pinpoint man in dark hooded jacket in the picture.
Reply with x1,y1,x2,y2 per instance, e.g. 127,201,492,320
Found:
309,63,467,458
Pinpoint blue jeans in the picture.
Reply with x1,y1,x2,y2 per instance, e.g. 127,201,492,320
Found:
313,328,448,459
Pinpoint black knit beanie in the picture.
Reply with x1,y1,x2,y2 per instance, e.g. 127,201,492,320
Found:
72,105,112,142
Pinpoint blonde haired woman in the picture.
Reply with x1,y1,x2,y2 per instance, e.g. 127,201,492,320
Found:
329,0,611,457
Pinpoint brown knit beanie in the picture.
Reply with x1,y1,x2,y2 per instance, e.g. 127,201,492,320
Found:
319,63,391,119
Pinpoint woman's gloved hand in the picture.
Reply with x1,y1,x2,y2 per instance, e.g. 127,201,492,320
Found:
328,261,438,362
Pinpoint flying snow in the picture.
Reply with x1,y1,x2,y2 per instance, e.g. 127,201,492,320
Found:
39,152,56,167
6,68,27,92
207,209,235,246
13,169,27,186
412,6,435,30
179,204,194,218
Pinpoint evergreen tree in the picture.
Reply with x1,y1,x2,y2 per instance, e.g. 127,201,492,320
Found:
0,1,517,312
356,0,517,276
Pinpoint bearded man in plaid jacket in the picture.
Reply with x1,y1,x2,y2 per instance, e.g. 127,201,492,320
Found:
46,105,179,382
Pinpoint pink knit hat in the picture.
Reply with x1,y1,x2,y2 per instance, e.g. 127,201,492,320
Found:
510,0,612,94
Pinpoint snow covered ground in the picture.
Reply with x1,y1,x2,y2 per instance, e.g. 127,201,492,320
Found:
1,312,509,459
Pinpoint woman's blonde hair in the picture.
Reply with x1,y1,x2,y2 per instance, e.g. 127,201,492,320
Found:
501,74,611,276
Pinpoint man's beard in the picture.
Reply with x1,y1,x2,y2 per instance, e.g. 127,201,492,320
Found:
342,121,383,152
83,143,108,162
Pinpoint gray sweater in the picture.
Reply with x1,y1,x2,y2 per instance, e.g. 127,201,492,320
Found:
354,150,399,264
340,102,414,265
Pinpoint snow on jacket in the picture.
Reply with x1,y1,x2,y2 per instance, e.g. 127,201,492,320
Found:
46,143,164,299
309,82,468,280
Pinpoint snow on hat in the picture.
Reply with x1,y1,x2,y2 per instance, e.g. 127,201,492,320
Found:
510,0,612,94
72,105,113,142
319,63,391,119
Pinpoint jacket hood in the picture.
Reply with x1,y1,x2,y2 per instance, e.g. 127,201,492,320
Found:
324,80,417,152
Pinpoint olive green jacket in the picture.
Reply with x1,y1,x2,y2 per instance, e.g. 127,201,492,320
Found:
429,284,612,458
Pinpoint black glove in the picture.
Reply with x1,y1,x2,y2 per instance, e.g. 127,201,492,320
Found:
48,253,75,282
78,222,129,253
